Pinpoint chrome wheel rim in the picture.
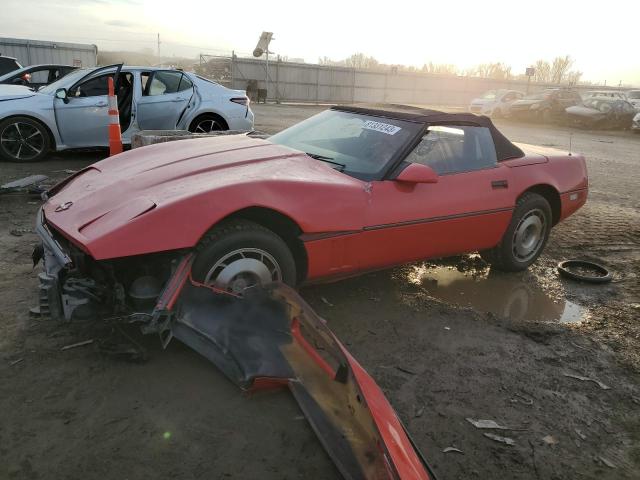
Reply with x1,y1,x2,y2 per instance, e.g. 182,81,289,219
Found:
194,119,222,133
1,122,44,161
204,248,282,294
512,208,546,262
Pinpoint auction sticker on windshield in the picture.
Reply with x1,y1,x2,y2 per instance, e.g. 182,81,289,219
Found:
362,120,402,135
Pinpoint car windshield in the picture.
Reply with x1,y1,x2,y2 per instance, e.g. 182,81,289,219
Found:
39,68,93,94
584,98,612,109
269,110,423,180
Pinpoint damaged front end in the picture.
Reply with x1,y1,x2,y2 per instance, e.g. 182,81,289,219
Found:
34,212,436,478
33,206,182,322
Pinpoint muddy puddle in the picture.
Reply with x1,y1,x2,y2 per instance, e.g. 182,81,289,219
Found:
408,263,586,324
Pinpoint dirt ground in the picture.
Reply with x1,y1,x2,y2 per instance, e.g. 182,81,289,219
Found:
1,104,639,479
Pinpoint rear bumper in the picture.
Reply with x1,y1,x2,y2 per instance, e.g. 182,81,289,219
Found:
560,187,588,221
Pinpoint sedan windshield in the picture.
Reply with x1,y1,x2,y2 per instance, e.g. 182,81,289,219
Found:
269,110,422,180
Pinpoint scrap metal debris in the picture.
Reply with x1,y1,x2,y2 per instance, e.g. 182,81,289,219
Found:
563,372,611,390
598,456,616,469
466,418,510,430
414,405,425,418
575,428,587,440
9,358,23,366
442,447,464,454
483,433,515,446
542,435,558,445
0,175,49,195
60,339,94,351
320,296,334,307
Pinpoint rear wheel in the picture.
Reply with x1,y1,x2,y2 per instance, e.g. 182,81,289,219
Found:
192,220,296,294
481,193,551,271
0,116,50,162
189,114,229,133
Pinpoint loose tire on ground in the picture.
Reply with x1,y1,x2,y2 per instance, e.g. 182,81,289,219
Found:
0,116,50,162
192,220,297,294
481,192,552,272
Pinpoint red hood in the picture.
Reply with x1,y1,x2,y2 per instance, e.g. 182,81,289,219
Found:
43,135,365,259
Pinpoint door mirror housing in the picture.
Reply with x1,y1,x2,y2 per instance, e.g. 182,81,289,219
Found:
55,88,69,103
395,163,439,184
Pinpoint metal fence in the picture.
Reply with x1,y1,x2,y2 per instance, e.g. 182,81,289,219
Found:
0,37,98,68
224,56,627,107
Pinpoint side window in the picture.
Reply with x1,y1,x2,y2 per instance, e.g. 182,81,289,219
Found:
177,74,193,92
69,72,132,98
404,125,497,175
28,69,51,84
143,71,184,96
70,74,110,97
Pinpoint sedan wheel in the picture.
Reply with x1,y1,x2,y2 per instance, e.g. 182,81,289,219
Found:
193,118,223,133
0,118,49,162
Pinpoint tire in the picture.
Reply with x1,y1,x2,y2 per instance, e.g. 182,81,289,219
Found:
188,114,229,133
0,116,50,162
192,220,296,294
481,192,552,272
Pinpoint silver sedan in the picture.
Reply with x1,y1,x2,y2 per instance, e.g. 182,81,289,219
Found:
0,64,254,162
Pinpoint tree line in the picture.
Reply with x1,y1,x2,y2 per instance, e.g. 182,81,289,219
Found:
318,53,583,85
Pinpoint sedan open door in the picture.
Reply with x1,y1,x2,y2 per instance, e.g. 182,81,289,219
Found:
136,70,194,130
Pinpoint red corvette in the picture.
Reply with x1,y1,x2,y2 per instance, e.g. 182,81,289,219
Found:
35,105,587,320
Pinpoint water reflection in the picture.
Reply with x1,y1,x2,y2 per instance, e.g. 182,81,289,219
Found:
408,264,585,324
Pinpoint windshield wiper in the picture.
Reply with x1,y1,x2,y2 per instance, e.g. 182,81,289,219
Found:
305,152,346,172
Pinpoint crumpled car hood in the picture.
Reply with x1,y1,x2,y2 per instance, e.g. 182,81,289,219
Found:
43,135,363,258
0,84,36,101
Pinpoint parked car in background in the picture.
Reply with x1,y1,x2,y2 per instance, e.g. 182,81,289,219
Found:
468,89,524,117
632,112,640,132
0,55,21,76
584,90,628,100
509,88,582,122
0,64,76,89
627,90,640,111
0,64,254,162
565,97,636,129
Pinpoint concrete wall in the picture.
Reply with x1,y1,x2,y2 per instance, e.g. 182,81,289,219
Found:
231,57,627,107
0,37,98,68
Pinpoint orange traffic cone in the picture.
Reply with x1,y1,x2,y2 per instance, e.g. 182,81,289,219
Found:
107,77,123,156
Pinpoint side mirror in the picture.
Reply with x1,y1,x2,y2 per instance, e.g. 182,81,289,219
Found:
55,88,69,103
12,78,24,85
395,163,439,184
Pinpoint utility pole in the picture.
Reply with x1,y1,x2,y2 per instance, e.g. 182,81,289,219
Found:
157,33,161,58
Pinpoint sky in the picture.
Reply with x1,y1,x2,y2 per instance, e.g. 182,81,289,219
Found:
2,0,639,85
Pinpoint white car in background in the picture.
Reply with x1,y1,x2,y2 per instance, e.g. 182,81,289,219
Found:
468,89,524,117
0,64,254,162
627,90,640,111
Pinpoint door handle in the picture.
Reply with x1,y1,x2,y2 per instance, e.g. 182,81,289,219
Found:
94,101,108,107
491,180,508,189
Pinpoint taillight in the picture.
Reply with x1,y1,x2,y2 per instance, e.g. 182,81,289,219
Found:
230,96,249,106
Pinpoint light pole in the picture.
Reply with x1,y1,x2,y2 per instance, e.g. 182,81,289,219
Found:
253,32,274,102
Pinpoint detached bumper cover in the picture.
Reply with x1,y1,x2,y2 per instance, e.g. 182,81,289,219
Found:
161,271,436,480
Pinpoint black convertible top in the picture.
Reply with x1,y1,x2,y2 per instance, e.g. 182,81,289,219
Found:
331,104,525,162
